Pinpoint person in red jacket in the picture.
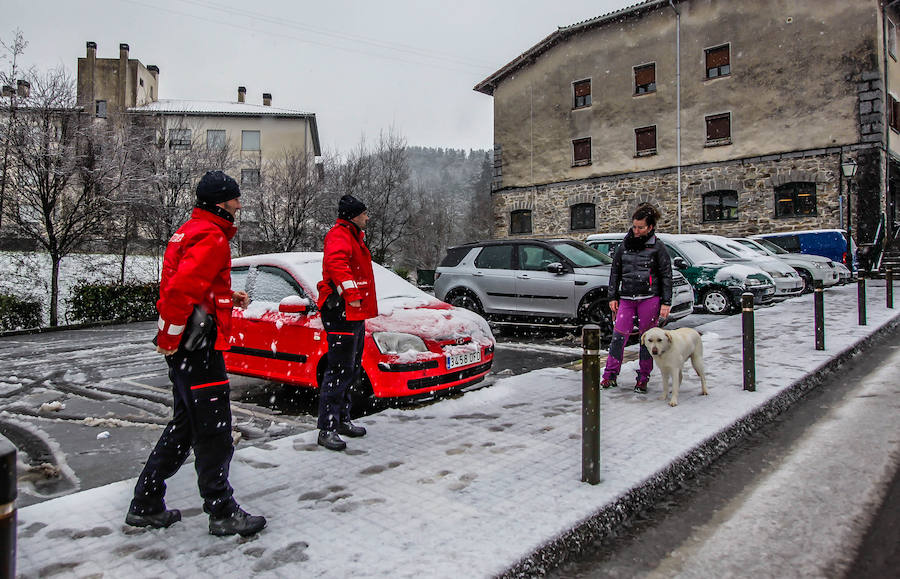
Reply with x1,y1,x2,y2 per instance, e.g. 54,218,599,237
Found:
125,171,266,537
315,194,378,451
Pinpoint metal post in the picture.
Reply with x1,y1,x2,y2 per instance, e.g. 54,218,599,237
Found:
581,324,601,485
814,280,825,350
887,267,894,309
858,276,867,326
1,434,16,579
741,293,755,392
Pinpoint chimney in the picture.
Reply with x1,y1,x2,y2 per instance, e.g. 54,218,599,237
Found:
147,65,159,78
119,43,129,109
86,41,97,58
263,92,272,106
1,85,13,98
119,43,130,58
238,86,246,103
16,80,30,98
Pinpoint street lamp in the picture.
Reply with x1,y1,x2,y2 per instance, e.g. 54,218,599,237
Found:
841,157,858,275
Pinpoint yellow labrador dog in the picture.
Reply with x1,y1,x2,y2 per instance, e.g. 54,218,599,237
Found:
640,327,708,407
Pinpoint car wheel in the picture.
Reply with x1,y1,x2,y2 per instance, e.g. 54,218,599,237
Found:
797,269,814,294
578,298,614,344
447,290,483,315
701,287,733,314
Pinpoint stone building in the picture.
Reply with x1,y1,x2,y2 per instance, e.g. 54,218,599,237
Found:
475,0,900,267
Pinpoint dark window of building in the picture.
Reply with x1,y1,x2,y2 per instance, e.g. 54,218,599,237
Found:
573,138,591,166
705,44,731,79
241,168,260,187
474,244,514,269
168,128,192,150
774,182,817,217
702,190,739,221
634,63,656,94
635,125,657,155
95,100,107,118
509,210,533,235
890,95,900,132
705,113,732,144
890,19,897,60
570,203,596,230
573,79,591,108
139,78,144,87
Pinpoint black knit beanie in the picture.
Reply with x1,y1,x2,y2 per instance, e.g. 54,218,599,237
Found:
196,171,240,204
338,194,367,220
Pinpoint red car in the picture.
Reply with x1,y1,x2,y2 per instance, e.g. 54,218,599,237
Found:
224,252,495,405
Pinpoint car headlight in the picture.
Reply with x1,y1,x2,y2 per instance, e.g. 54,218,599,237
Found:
811,262,826,269
744,277,766,286
372,332,428,354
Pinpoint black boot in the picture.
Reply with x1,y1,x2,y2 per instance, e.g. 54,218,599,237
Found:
209,507,267,537
337,421,366,438
125,508,182,529
318,430,347,451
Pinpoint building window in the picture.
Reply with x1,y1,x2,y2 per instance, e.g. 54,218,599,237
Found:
634,63,656,95
570,203,596,230
573,79,591,109
207,129,226,150
95,100,107,118
705,44,731,79
635,125,657,156
241,130,261,151
572,137,591,166
510,210,532,235
702,190,738,221
705,113,732,145
168,128,192,150
890,94,900,132
890,19,897,60
139,77,144,87
241,169,260,187
774,182,817,217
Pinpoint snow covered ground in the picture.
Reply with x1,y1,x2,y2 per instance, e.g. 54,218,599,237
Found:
0,251,161,326
12,281,900,578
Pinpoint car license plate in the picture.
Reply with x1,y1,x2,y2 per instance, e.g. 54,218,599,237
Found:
446,350,481,369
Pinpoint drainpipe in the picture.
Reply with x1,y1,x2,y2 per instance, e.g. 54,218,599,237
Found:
669,0,682,233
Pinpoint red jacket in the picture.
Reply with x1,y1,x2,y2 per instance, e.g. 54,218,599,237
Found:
317,219,378,321
156,208,237,351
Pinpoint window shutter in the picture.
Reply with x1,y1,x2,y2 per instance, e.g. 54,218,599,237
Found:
636,127,656,152
573,138,591,163
634,64,655,86
706,45,730,68
706,114,731,140
574,80,591,97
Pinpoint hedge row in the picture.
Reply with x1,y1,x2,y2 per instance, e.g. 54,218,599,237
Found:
66,281,159,324
0,294,42,331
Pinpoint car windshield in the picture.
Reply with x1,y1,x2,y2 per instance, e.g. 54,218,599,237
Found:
754,237,790,254
734,239,772,256
672,239,726,264
548,240,612,267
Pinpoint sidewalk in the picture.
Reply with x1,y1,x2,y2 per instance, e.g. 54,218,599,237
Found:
14,282,900,578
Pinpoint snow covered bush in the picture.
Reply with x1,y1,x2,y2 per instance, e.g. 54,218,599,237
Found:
66,282,159,324
0,294,42,331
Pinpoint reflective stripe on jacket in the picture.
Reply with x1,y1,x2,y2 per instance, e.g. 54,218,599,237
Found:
316,219,378,321
156,207,237,351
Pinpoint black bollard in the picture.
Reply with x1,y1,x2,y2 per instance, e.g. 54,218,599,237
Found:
887,267,894,309
0,434,16,579
814,280,825,350
581,324,601,485
858,277,867,326
741,293,755,392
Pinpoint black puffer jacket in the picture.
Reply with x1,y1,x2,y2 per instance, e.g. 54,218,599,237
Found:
608,231,673,304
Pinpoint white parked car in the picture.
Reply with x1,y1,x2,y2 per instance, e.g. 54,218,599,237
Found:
686,234,804,300
731,237,840,293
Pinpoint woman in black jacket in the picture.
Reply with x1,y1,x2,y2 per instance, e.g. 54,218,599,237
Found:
601,203,673,393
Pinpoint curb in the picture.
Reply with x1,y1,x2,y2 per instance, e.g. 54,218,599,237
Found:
499,315,900,578
0,318,153,338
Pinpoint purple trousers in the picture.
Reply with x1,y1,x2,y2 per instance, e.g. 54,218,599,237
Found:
602,296,661,381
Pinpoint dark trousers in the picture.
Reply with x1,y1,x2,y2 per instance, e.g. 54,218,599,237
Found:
130,344,237,518
317,305,365,431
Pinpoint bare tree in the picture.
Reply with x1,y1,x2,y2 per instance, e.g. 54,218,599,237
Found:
250,146,328,252
0,29,32,230
4,68,127,325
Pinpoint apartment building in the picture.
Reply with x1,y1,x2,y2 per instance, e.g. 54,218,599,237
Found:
476,0,900,260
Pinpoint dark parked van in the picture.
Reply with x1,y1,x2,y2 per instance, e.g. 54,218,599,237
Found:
751,229,858,271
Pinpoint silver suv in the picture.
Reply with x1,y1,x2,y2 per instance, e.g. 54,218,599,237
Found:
434,239,614,336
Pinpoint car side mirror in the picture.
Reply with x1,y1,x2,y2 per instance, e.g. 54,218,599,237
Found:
279,298,309,314
673,257,688,270
546,262,566,275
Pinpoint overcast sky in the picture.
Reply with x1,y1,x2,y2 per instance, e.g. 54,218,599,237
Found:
5,0,637,154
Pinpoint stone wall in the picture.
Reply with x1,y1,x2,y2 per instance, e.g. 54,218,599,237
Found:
492,149,876,240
